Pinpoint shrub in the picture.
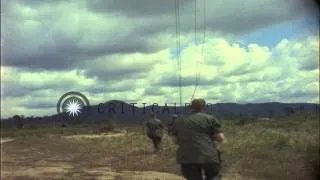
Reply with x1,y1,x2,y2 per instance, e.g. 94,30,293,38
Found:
99,121,115,133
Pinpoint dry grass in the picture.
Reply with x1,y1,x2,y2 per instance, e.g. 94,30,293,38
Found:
1,113,319,180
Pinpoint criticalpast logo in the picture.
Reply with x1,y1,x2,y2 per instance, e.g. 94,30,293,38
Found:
57,91,91,121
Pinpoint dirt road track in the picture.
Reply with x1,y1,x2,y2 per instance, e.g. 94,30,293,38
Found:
1,138,15,144
1,161,184,180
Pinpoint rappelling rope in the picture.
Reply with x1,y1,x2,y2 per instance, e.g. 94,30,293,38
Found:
174,0,182,107
191,0,206,100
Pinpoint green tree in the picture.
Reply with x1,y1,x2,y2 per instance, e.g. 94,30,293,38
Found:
13,115,23,128
284,107,295,116
268,111,274,118
299,105,305,112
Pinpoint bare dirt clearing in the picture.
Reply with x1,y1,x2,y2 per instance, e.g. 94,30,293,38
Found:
0,132,264,180
62,132,126,140
2,161,184,180
1,132,185,180
1,138,15,144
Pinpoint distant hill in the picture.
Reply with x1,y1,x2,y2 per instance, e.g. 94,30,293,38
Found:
1,101,319,128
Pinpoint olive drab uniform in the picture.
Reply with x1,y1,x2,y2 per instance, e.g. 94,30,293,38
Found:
144,118,164,152
167,114,178,136
171,112,223,180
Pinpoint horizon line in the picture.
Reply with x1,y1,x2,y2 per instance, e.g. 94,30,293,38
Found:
1,101,318,120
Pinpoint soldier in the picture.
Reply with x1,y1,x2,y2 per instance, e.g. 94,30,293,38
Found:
170,98,225,180
143,112,165,153
167,114,178,136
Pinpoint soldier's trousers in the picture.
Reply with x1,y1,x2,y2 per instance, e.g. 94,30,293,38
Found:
180,162,221,180
147,134,162,151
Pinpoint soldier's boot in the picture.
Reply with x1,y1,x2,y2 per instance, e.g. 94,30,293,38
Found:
203,163,221,180
154,143,160,153
204,173,221,180
205,176,220,180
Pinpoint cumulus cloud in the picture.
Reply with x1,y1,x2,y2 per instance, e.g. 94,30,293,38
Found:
86,0,316,34
155,36,319,103
78,49,171,81
2,0,318,69
1,67,98,98
2,0,175,69
3,35,319,118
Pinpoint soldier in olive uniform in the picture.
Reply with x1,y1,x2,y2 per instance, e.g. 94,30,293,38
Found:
167,114,179,136
170,99,225,180
143,112,165,153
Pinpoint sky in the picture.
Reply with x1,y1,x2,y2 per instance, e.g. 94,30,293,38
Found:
1,0,319,118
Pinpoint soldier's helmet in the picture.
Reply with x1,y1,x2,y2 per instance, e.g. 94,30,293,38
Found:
190,98,206,111
149,112,156,118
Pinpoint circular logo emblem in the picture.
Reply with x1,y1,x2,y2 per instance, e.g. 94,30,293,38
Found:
57,91,91,122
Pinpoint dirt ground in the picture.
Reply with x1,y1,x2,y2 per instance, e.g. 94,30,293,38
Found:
1,134,252,180
1,134,185,180
1,138,15,144
1,137,251,180
1,161,184,180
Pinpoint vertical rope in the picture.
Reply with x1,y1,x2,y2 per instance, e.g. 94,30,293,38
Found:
175,0,182,107
178,0,182,107
200,0,206,83
191,0,198,100
191,0,206,101
202,0,206,55
195,0,197,46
